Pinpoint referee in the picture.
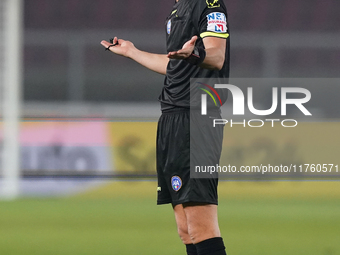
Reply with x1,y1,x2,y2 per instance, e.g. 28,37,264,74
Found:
101,0,230,254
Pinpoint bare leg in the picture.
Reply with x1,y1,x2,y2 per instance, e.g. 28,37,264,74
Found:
173,203,221,244
172,204,192,244
183,202,221,244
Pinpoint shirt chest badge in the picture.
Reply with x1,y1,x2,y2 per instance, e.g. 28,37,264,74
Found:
167,19,171,34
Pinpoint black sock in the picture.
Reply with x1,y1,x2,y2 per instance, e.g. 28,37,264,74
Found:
186,243,198,255
195,237,227,255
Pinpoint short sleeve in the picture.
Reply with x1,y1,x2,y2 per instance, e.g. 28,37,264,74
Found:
192,0,230,39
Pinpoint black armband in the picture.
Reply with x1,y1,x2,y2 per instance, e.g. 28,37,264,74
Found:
185,46,206,65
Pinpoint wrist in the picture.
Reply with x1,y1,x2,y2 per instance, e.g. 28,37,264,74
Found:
125,44,138,59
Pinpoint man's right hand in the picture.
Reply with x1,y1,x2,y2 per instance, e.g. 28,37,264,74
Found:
101,37,135,58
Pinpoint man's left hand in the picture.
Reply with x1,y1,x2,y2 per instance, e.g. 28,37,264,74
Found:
167,36,198,59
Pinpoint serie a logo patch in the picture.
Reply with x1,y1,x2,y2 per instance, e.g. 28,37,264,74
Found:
171,176,182,191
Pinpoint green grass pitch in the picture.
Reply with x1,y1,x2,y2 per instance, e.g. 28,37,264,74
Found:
0,181,339,255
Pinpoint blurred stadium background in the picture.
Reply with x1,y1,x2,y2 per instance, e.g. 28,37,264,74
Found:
0,0,339,254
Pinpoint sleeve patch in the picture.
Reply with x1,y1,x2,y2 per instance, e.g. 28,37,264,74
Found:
206,12,227,33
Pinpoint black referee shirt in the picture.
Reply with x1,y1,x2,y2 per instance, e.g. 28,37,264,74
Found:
159,0,230,111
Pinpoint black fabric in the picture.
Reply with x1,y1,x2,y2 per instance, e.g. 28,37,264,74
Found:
195,237,226,255
160,0,230,111
156,110,222,205
186,244,198,255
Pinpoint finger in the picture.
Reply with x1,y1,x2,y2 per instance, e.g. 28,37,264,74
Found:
177,48,192,54
168,51,177,55
168,52,189,59
108,38,124,46
101,37,121,48
168,51,182,58
168,54,182,59
101,40,111,48
167,51,178,56
189,35,198,45
169,49,190,54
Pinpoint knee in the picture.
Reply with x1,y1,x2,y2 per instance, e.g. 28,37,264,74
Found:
177,225,192,244
187,225,221,244
187,227,200,244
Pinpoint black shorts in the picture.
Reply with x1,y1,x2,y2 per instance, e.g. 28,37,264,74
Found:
156,108,224,205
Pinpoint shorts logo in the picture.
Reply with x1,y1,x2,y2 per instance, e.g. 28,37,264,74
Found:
167,19,171,34
207,12,227,33
171,176,182,192
206,0,220,8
